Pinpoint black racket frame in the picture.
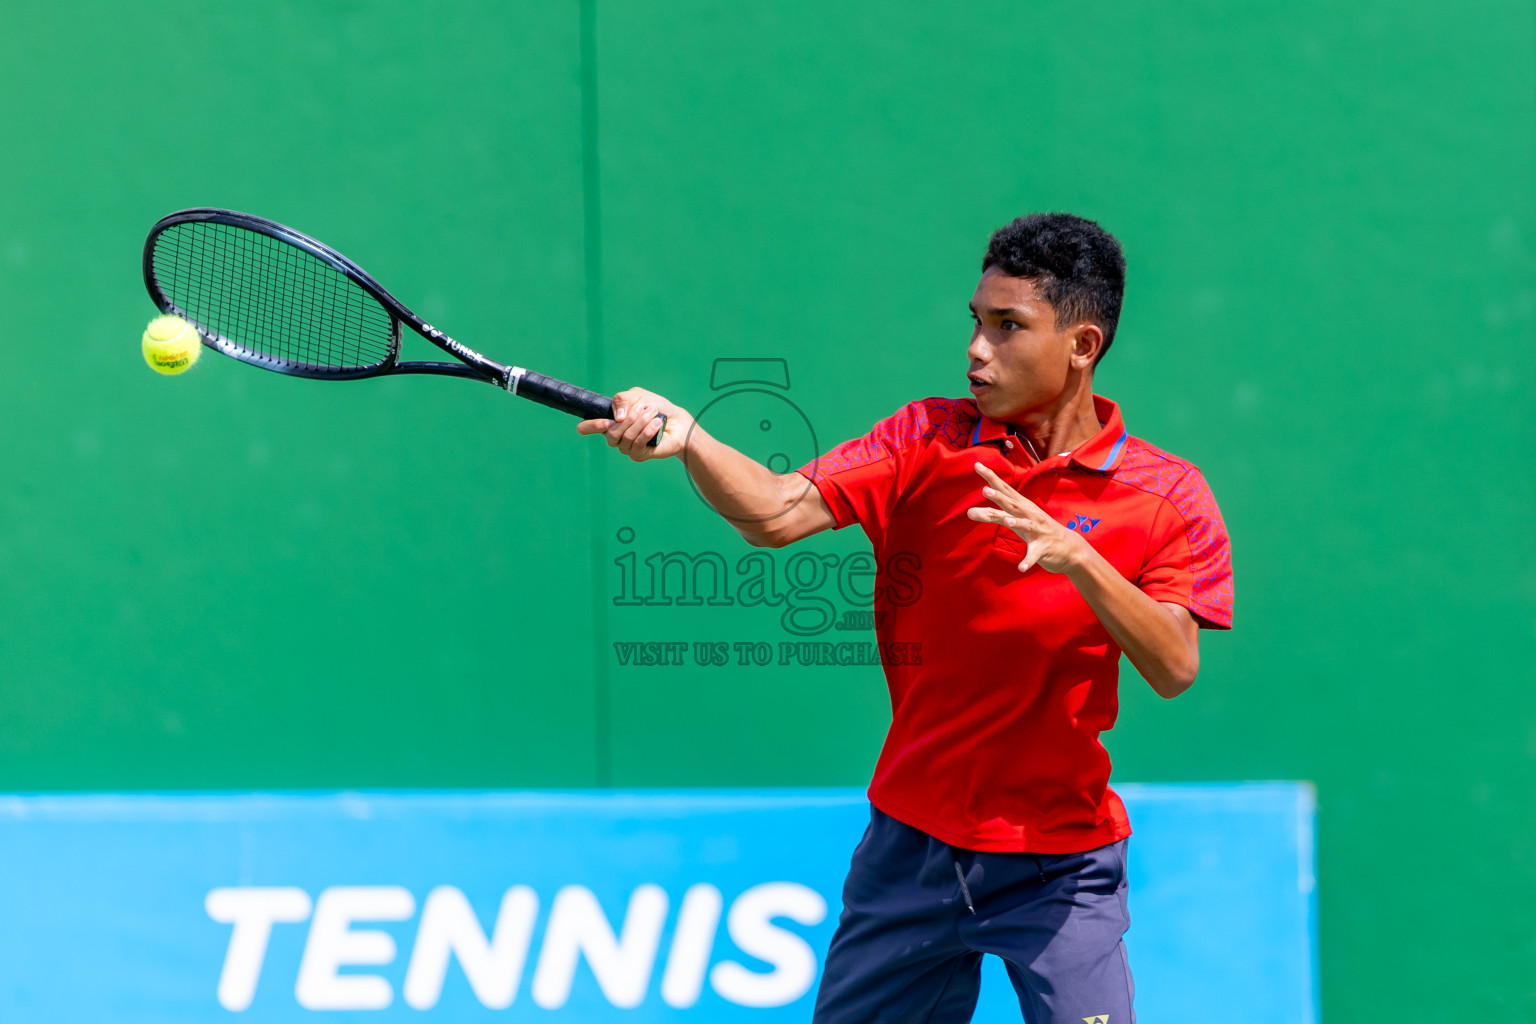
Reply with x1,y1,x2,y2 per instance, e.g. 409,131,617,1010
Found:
143,208,661,440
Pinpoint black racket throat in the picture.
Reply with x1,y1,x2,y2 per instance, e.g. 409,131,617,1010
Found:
142,207,662,444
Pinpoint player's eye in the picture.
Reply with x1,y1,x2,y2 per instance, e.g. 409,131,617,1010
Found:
1001,320,1021,330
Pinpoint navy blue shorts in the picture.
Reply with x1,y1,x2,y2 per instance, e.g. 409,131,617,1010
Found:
813,807,1134,1024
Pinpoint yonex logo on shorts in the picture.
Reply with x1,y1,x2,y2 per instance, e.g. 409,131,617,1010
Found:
1083,1016,1110,1024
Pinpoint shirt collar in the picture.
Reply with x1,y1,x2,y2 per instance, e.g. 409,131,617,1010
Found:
969,394,1129,473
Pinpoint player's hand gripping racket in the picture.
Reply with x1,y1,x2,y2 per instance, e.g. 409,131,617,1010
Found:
142,208,663,444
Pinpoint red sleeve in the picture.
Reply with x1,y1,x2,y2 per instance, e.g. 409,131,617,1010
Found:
796,400,942,532
1137,467,1234,629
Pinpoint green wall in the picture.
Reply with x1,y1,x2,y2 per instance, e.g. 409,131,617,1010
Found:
1,1,1532,1018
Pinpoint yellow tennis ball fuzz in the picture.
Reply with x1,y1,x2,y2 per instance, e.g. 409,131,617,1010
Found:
141,315,202,375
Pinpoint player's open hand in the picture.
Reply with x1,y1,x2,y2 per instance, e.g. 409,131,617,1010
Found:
577,387,691,462
966,463,1088,574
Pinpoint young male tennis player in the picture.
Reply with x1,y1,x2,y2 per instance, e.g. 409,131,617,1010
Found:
580,213,1233,1023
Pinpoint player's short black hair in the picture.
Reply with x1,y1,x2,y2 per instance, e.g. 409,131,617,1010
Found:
982,213,1126,364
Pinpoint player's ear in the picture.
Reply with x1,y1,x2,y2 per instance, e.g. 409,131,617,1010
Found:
1070,323,1103,369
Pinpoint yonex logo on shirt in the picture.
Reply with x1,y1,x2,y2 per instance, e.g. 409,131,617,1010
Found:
1083,1016,1110,1024
1065,515,1102,533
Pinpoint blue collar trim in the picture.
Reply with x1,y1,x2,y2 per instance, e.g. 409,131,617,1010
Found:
1097,429,1128,470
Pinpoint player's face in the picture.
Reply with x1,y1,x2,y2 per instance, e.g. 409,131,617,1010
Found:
966,269,1096,420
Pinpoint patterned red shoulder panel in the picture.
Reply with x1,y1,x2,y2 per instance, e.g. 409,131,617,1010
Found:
801,397,977,480
1113,438,1234,628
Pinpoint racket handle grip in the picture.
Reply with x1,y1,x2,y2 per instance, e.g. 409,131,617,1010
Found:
514,370,666,448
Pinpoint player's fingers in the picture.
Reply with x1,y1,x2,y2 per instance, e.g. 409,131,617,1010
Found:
617,404,656,454
626,405,658,445
980,486,1030,519
577,418,613,436
987,487,1049,525
611,387,655,416
630,417,665,460
1017,549,1040,573
973,462,1019,494
981,484,1012,507
1008,492,1047,517
1002,515,1040,539
969,508,1034,540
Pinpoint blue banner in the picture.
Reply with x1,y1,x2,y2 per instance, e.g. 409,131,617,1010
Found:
0,785,1314,1022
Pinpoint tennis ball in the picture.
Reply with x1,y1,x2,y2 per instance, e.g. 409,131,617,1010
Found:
141,315,202,375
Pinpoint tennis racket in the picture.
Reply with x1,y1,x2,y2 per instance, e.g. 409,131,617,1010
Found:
142,208,663,444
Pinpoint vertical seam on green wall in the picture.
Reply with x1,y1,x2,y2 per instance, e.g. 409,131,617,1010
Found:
579,0,610,788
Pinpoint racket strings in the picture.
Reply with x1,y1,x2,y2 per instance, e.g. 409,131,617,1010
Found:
150,221,396,372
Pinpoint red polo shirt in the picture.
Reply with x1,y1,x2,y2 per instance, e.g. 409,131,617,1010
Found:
797,395,1233,853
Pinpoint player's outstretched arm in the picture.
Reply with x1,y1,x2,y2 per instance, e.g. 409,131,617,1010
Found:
578,387,835,548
